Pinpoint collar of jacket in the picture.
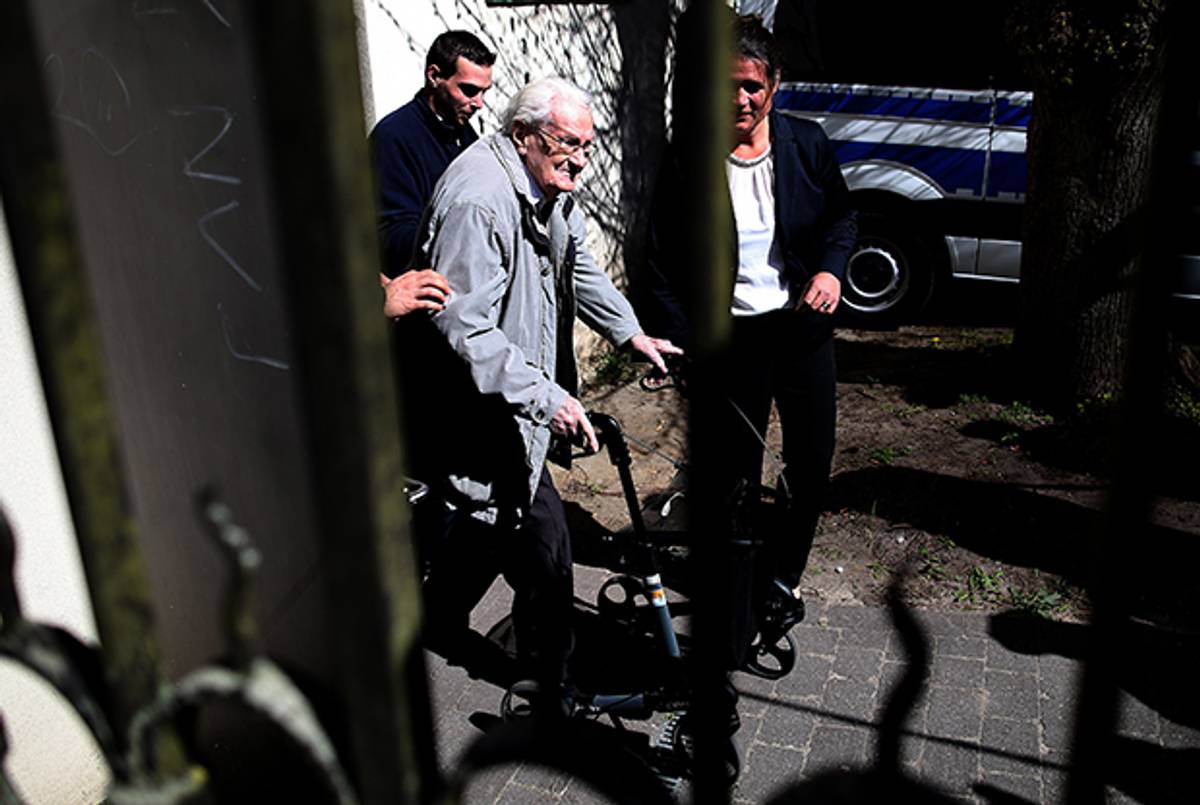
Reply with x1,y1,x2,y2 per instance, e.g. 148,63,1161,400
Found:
486,133,575,270
413,88,474,145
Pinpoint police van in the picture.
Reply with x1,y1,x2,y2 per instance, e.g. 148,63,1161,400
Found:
775,82,1030,324
770,0,1198,328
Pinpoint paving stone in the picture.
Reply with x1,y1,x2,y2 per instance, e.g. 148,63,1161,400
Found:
494,780,561,804
837,627,891,652
979,716,1042,777
877,660,931,725
1038,694,1079,757
931,655,986,689
1041,765,1069,804
422,588,1199,805
926,686,984,741
823,676,878,724
774,653,833,700
985,642,1039,675
936,634,988,660
919,740,981,797
790,623,840,656
944,612,990,637
756,702,818,748
461,765,516,805
562,777,629,804
736,742,805,804
712,711,762,792
1104,785,1141,805
1037,654,1081,702
979,769,1042,804
1115,692,1161,741
983,669,1040,722
511,760,572,796
830,645,885,683
1161,718,1200,749
803,723,870,775
821,605,892,632
895,732,928,769
733,671,776,715
885,630,920,662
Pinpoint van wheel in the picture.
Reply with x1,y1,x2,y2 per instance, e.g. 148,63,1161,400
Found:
838,214,936,327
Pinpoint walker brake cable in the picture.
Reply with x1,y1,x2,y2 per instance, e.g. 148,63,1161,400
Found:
726,397,791,500
621,430,687,472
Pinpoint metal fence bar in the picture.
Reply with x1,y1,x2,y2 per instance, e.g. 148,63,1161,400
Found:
248,3,438,803
674,2,736,804
1065,3,1200,802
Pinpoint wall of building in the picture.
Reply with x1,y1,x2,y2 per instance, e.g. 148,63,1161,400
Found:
0,207,108,803
356,0,674,370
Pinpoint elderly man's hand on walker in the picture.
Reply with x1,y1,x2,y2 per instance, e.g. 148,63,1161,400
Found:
627,333,684,373
550,395,598,454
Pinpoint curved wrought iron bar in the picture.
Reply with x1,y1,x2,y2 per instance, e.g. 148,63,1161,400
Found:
448,716,677,805
0,507,123,773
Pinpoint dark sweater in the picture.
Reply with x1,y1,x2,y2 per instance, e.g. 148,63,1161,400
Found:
369,90,478,277
638,110,857,351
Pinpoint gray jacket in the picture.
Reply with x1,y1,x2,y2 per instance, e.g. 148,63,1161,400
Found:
415,132,642,519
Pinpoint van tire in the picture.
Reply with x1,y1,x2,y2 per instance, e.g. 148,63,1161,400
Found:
837,213,936,328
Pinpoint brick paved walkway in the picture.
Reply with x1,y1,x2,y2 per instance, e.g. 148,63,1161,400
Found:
425,567,1198,804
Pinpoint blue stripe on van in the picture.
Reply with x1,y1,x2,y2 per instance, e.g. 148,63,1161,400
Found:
832,141,1028,199
986,152,1028,197
776,88,993,125
833,140,986,196
993,97,1032,128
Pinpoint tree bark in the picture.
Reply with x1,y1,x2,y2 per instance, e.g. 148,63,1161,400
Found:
1011,1,1169,414
613,0,672,286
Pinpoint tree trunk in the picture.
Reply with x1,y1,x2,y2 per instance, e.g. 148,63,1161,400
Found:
1011,1,1169,415
613,0,672,285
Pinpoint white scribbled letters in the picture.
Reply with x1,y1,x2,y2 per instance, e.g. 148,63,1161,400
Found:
44,48,143,156
168,106,242,185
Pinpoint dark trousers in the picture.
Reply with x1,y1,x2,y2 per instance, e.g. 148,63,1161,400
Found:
715,308,836,658
421,467,574,693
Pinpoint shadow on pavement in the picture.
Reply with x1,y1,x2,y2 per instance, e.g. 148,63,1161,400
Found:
827,466,1200,622
989,610,1199,804
989,610,1200,729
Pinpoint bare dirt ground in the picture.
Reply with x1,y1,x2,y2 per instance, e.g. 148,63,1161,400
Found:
553,323,1200,629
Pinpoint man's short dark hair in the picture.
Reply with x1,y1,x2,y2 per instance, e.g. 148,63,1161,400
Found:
426,30,496,77
735,14,782,80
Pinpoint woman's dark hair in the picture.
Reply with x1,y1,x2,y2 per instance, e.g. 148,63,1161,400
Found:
426,30,496,76
735,14,782,79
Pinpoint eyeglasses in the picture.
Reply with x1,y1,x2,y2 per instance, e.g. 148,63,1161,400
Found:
536,127,595,158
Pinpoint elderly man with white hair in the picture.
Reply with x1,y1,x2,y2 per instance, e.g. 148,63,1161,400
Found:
405,76,681,714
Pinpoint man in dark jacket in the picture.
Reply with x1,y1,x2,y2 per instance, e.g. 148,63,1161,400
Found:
369,30,495,317
640,14,856,664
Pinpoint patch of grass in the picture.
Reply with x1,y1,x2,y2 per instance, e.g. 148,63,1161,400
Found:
814,545,845,561
882,402,927,419
1007,586,1065,619
868,445,913,465
587,348,638,389
917,545,949,581
957,392,989,407
998,400,1053,427
957,564,1006,605
1165,379,1200,427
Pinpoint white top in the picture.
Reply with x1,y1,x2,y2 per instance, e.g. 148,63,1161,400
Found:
727,150,789,315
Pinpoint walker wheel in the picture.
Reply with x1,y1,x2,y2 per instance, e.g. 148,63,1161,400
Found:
597,575,643,621
742,630,797,680
500,679,539,721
